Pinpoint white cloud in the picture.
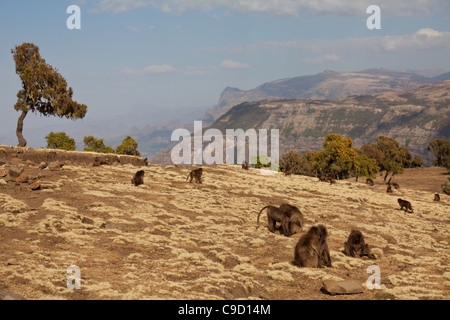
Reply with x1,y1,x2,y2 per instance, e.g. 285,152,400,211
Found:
220,59,250,69
125,25,141,32
122,64,177,75
196,28,450,56
90,0,448,16
303,54,340,64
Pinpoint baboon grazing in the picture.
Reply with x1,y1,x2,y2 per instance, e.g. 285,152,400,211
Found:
398,198,413,213
242,161,249,170
187,168,203,184
343,230,376,259
279,203,304,235
131,170,145,186
257,205,290,236
294,225,331,268
366,178,374,186
387,185,393,193
392,182,400,189
434,194,440,202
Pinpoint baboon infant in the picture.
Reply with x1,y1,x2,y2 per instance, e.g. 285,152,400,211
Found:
343,230,376,259
131,170,145,186
398,198,413,213
294,225,331,268
187,168,203,184
434,194,440,202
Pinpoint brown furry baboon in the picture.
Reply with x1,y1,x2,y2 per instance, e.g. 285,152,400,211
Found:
366,178,374,186
257,205,290,236
294,225,331,268
284,168,293,176
387,185,393,193
242,161,249,170
328,177,337,185
131,170,145,186
279,203,304,235
398,198,413,213
343,230,376,259
434,193,440,202
187,168,203,184
392,182,400,189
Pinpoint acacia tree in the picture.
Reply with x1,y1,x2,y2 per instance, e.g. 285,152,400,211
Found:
45,132,76,151
12,43,87,147
83,136,115,154
428,139,450,171
116,136,141,156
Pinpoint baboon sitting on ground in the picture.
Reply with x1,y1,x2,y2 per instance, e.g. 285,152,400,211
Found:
387,185,393,193
343,230,376,259
398,198,413,213
242,161,249,170
294,225,331,268
187,168,203,184
366,178,374,186
434,193,440,202
131,170,145,186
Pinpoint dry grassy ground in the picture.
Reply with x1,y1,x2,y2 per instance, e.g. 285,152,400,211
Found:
0,150,449,300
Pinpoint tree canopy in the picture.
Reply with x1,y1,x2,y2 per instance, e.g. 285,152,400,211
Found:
45,132,76,151
116,136,141,156
428,139,450,171
83,136,115,154
12,43,87,147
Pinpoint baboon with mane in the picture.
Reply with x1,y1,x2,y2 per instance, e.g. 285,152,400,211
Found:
131,170,145,186
294,225,331,268
343,230,376,259
257,203,304,237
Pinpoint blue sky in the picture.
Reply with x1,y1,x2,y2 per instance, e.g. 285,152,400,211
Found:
1,0,450,147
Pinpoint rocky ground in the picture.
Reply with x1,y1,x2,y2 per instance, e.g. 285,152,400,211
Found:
0,146,449,300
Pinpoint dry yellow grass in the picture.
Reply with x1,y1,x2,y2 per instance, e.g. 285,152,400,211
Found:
0,157,449,300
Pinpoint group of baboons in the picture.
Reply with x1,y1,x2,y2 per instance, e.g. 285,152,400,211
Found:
129,162,443,268
256,202,375,268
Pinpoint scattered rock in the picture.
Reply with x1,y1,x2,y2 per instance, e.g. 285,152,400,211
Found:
0,169,7,177
29,182,41,191
0,179,7,186
321,280,364,296
8,166,23,179
48,161,64,171
6,258,18,266
0,289,25,300
14,173,30,183
81,217,94,225
357,206,368,211
38,162,48,170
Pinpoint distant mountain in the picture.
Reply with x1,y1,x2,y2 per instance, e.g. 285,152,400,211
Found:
205,80,450,165
203,69,446,124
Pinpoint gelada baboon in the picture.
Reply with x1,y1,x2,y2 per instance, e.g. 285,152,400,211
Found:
398,198,413,213
131,170,145,186
343,230,376,259
242,161,249,170
392,182,400,189
366,178,374,186
284,168,293,176
434,193,440,202
257,205,291,236
387,185,393,193
294,225,331,268
280,203,304,233
187,168,203,184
